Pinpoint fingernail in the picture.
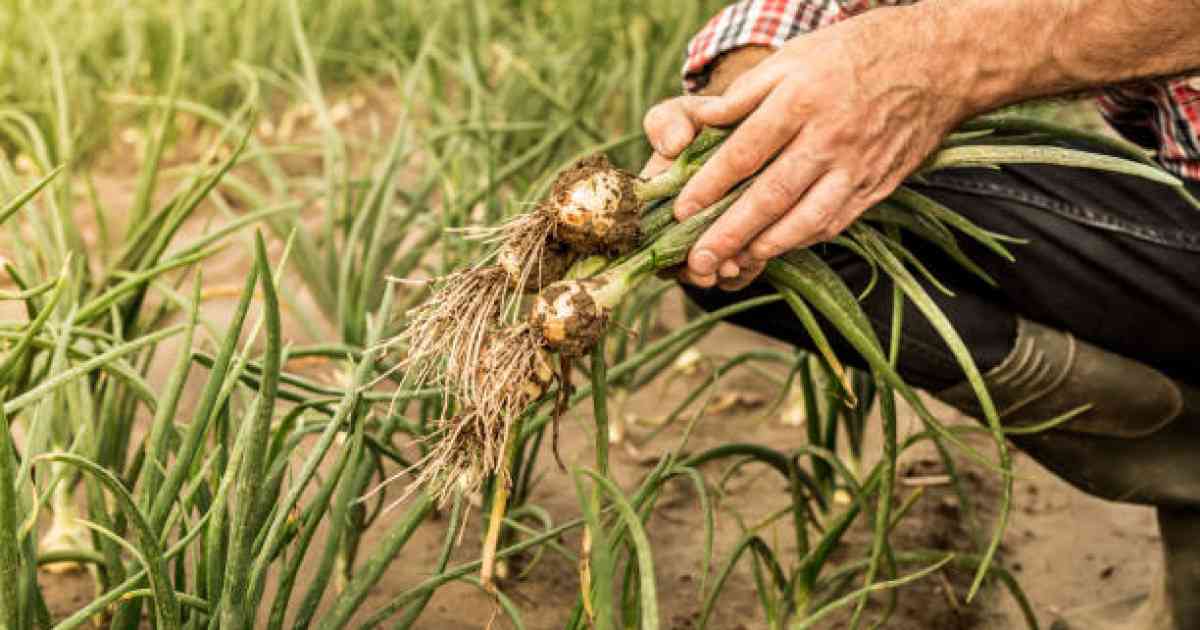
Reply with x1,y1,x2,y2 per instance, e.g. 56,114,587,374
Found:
692,249,718,275
718,260,740,279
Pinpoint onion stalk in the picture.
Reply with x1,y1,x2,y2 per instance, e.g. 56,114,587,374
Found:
387,128,731,403
632,126,729,201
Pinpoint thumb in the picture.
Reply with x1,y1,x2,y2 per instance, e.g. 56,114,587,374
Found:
639,152,674,178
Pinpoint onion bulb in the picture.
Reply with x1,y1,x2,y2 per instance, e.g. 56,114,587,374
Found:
547,155,641,256
531,276,626,357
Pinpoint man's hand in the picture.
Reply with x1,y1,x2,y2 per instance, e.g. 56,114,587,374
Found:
644,7,968,290
650,0,1200,291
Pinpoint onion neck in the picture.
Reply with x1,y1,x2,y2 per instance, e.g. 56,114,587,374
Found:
593,183,750,305
624,183,747,274
633,127,730,202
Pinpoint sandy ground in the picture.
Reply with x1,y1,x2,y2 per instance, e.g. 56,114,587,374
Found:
17,91,1166,629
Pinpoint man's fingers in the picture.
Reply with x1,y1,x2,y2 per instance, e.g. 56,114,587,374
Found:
717,257,765,292
674,86,802,221
643,96,716,158
677,267,717,289
686,137,824,276
640,152,674,178
748,171,856,260
695,57,786,126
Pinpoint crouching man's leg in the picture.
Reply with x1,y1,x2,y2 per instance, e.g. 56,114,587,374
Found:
682,161,1200,629
938,318,1200,630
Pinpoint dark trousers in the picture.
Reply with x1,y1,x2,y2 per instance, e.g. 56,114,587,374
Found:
683,153,1200,391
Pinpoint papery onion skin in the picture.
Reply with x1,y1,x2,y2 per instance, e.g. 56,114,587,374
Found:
548,154,641,256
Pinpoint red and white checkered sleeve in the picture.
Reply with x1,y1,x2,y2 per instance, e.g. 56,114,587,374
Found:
1156,77,1200,181
681,1,925,93
1097,76,1200,181
682,0,841,93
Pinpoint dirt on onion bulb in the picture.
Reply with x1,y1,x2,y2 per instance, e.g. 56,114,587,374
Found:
546,154,642,257
482,129,732,295
531,274,628,357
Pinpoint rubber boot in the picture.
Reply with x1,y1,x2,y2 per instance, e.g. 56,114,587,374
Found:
935,319,1200,630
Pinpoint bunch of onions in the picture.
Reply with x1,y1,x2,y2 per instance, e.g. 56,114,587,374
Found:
532,185,744,357
387,128,729,406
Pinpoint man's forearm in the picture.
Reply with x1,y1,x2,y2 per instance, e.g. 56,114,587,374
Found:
906,0,1200,118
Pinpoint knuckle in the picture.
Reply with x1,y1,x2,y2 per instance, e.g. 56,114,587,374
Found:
799,139,837,166
722,147,760,177
680,95,712,119
707,229,744,258
750,236,787,259
760,175,801,208
809,215,837,243
825,123,862,146
643,101,677,135
852,170,887,199
831,216,854,238
781,84,814,118
812,207,847,242
783,142,833,173
696,94,737,123
865,173,904,206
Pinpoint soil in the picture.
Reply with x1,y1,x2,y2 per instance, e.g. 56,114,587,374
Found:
18,87,1164,629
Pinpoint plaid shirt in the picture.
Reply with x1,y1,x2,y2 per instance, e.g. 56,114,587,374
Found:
684,0,1200,181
